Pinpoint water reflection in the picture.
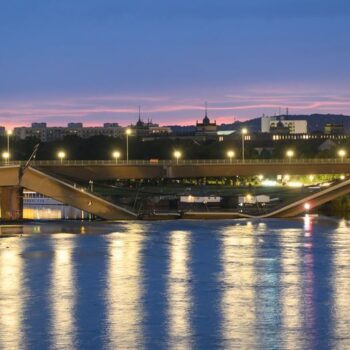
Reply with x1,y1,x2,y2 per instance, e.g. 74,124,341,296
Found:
167,230,192,349
1,219,350,348
220,222,257,348
50,235,76,349
280,228,304,349
332,219,350,348
0,239,25,349
106,223,145,349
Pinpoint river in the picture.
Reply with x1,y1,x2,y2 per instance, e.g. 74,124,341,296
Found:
0,216,349,349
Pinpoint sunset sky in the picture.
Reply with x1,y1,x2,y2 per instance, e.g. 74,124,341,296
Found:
1,0,350,127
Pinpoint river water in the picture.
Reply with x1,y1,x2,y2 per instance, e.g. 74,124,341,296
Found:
0,216,349,349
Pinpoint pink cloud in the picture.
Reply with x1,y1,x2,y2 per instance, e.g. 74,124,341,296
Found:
1,85,350,128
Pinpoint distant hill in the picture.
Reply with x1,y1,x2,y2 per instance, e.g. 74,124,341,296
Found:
168,114,350,133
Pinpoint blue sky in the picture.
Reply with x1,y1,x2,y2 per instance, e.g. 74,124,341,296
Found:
1,0,350,127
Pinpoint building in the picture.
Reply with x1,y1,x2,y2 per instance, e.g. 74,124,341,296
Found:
324,123,344,134
269,120,290,134
13,122,123,142
261,116,307,134
130,109,172,138
195,104,218,136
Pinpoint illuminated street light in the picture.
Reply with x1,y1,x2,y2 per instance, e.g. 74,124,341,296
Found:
286,149,294,163
174,150,182,164
57,151,66,164
304,202,311,211
258,174,264,181
227,150,235,163
309,175,315,182
125,128,132,163
2,151,10,165
112,151,121,164
338,149,346,162
6,129,12,155
241,128,248,162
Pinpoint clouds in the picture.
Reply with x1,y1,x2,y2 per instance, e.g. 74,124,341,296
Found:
0,0,349,124
2,86,350,128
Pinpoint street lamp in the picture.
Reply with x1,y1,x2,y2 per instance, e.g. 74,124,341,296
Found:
57,151,66,164
286,150,294,163
241,128,248,162
6,130,12,155
89,180,94,192
174,150,182,164
227,150,235,163
338,149,346,162
125,128,132,163
112,151,121,164
2,151,10,165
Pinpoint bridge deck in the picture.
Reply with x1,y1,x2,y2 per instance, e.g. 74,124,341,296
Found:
5,158,348,180
0,163,350,220
0,166,137,220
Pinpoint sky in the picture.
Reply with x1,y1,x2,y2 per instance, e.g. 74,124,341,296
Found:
1,0,350,127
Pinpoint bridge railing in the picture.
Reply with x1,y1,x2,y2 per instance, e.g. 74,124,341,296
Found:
2,158,350,166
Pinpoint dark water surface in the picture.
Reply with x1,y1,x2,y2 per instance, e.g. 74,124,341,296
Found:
0,216,349,349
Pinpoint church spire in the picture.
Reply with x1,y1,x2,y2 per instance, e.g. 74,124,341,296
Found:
203,101,210,125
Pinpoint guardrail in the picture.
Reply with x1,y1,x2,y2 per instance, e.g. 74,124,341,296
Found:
1,158,350,166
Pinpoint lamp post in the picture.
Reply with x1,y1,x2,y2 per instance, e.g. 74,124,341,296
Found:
125,128,132,163
174,150,182,165
241,128,248,162
286,150,294,163
113,151,121,164
338,149,346,162
227,150,235,164
2,151,10,165
58,151,66,164
6,130,12,155
89,180,94,192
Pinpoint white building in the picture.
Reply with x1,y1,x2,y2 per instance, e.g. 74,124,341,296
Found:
261,116,307,134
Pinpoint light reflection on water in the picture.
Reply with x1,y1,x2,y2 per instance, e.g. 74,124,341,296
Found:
332,219,350,348
167,230,192,349
106,223,145,349
220,223,257,348
0,239,25,350
0,218,350,349
50,235,76,349
280,228,304,349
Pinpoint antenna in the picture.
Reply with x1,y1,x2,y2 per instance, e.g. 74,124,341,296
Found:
24,143,40,170
205,101,208,117
138,105,141,121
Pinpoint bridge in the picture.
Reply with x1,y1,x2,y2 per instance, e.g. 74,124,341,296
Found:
4,158,350,181
0,159,349,221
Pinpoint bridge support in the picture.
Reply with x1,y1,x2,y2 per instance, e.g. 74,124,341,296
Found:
0,186,23,221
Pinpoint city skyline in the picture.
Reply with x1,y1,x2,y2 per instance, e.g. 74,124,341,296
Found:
1,0,350,127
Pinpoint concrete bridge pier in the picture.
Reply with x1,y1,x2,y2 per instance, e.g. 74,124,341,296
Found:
0,186,23,221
